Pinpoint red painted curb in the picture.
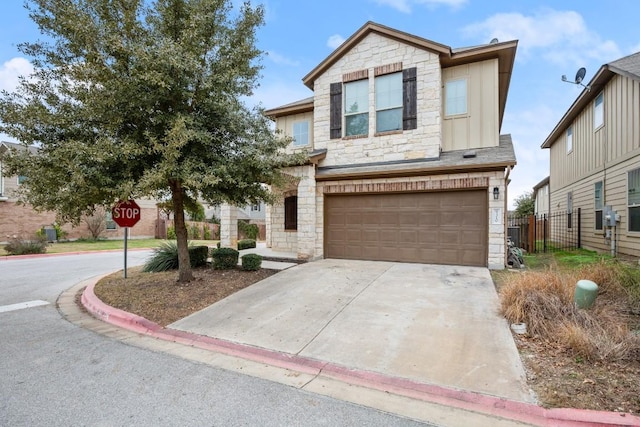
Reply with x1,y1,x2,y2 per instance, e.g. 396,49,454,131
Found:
1,247,151,261
81,281,640,427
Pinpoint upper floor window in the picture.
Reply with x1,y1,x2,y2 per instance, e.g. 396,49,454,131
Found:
566,126,573,153
595,181,603,230
594,92,604,129
629,167,640,232
344,79,369,136
251,204,261,212
375,72,402,133
445,79,467,116
292,121,309,146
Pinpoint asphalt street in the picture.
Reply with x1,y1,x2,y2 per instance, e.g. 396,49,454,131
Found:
0,251,430,426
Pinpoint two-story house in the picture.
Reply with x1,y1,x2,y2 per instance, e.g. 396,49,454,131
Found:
255,22,517,269
541,52,640,258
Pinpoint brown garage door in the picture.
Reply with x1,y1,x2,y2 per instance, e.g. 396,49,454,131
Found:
325,190,488,266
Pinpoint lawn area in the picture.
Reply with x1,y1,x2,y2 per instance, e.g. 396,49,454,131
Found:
0,238,218,256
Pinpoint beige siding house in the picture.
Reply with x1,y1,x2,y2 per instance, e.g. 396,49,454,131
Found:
0,141,158,242
221,22,518,268
533,176,550,217
541,52,640,258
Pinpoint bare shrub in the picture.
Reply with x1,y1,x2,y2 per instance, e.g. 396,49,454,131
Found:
84,207,107,239
500,262,640,362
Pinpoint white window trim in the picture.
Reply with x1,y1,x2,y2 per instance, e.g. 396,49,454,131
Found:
594,91,604,130
444,78,468,117
375,72,403,133
292,121,309,147
594,181,603,231
343,79,369,137
628,167,640,233
566,126,573,154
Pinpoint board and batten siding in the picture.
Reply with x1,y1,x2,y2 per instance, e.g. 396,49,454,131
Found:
276,111,314,154
441,59,499,151
550,74,640,192
548,73,640,257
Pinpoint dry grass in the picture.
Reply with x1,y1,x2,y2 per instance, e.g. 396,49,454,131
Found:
500,261,640,362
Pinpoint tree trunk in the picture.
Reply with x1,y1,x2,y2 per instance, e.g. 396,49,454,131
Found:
170,179,194,283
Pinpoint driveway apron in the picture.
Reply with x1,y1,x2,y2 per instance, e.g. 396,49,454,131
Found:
170,259,533,402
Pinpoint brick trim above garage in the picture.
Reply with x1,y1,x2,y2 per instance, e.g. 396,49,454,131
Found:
323,177,489,194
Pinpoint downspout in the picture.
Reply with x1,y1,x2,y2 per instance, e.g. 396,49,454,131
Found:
504,165,513,266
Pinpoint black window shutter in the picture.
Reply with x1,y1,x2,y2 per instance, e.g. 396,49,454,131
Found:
284,196,298,230
403,67,417,130
330,82,342,139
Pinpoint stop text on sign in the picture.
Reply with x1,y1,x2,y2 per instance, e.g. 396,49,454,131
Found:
111,199,141,228
113,206,139,219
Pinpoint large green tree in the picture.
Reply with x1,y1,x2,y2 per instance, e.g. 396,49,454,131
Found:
0,0,300,282
514,191,535,217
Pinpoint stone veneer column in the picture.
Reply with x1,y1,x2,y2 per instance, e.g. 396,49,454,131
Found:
488,173,507,269
219,203,238,248
264,202,272,248
296,165,316,260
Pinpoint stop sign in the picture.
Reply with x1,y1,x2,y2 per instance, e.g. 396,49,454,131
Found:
112,199,141,228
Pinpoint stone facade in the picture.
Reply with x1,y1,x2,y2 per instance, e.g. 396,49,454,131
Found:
312,32,442,166
219,204,238,248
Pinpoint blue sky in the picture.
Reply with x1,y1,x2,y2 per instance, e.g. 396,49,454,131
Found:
1,0,639,208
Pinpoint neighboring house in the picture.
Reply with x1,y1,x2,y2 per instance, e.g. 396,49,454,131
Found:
541,51,640,258
257,22,518,269
0,141,157,241
205,202,265,223
533,176,550,217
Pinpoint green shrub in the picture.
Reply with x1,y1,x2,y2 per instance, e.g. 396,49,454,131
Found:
143,242,209,272
4,236,48,255
188,223,201,239
189,245,209,268
241,253,262,271
238,220,259,240
52,222,67,240
166,226,176,239
211,247,239,270
238,239,256,250
203,226,212,240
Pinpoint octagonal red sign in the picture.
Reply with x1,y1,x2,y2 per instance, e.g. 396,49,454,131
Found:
112,199,141,228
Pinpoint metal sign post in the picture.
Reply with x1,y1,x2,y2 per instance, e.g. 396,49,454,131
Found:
111,200,141,279
123,227,129,278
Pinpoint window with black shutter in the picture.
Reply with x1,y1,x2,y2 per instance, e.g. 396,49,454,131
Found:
402,67,417,130
330,83,342,139
284,196,298,230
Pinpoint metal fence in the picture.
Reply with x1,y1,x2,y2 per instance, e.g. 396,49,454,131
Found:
508,208,581,253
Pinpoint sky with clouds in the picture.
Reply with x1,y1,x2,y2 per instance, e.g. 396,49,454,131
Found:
1,0,638,208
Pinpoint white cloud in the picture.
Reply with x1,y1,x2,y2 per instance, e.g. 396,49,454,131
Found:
463,9,621,66
0,57,34,92
265,51,300,67
327,34,346,50
247,80,313,110
374,0,466,13
502,104,559,209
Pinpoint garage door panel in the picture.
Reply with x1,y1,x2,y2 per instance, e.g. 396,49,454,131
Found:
325,191,488,267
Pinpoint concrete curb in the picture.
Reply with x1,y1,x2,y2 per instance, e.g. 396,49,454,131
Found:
1,248,150,261
81,280,640,427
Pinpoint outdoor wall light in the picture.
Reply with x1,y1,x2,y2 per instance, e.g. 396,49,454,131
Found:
493,187,500,200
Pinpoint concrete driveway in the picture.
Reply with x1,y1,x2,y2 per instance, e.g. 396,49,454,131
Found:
170,259,534,402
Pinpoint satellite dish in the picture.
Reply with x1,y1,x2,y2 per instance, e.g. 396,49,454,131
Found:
560,67,591,91
575,67,586,85
490,38,499,44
